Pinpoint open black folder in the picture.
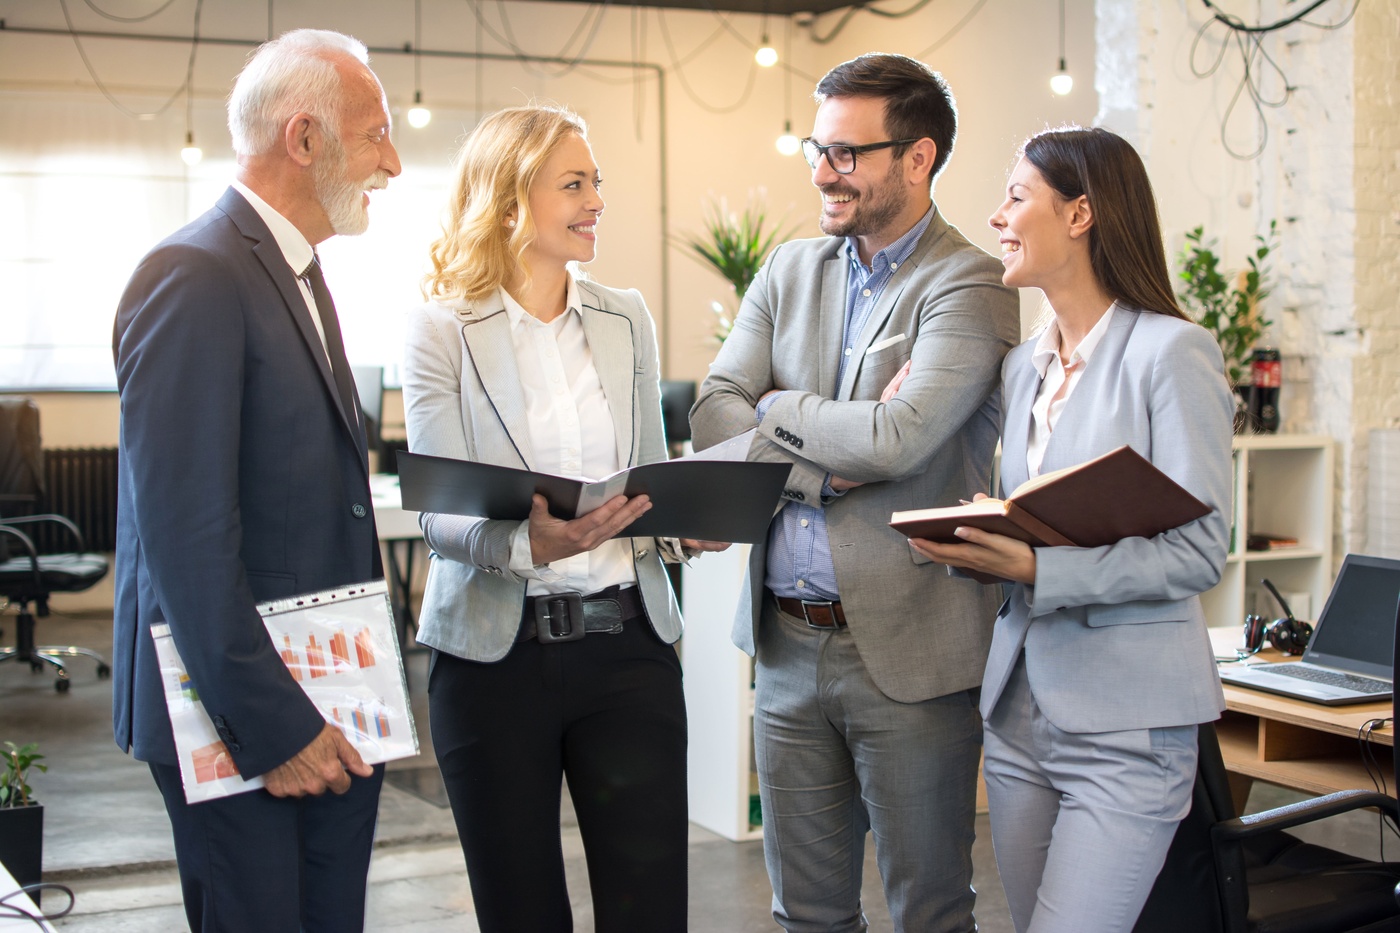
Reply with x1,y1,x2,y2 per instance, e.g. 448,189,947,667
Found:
395,438,791,544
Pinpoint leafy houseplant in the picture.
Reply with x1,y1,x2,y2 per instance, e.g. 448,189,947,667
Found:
1176,220,1278,386
0,741,47,886
678,196,794,343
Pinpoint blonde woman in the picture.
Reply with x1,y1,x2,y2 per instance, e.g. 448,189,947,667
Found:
403,105,710,932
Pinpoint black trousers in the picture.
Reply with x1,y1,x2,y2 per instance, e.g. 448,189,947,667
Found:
429,615,688,933
150,760,384,933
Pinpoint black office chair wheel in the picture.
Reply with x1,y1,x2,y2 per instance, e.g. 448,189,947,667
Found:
97,663,111,679
54,676,70,692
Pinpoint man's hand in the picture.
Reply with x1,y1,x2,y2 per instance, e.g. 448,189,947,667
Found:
262,723,373,798
528,493,652,566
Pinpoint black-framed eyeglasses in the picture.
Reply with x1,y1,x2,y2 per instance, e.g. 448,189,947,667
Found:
800,138,920,174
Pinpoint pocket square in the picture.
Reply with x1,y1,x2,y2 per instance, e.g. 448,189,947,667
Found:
865,334,907,357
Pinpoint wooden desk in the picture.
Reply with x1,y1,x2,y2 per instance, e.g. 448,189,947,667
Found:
1211,629,1394,810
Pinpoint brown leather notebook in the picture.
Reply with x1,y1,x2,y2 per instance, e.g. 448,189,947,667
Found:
889,444,1212,549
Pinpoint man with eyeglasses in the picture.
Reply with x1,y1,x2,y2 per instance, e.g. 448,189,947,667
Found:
692,52,1019,932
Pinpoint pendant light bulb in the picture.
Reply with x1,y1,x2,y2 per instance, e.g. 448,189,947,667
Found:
1050,59,1073,96
407,90,432,129
755,38,778,68
180,130,203,166
776,120,801,156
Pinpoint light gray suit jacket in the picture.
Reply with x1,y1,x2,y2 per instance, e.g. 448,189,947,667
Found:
980,307,1232,733
690,208,1021,703
401,280,682,662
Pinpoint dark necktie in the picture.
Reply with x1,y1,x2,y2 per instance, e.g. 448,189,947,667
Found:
301,255,360,430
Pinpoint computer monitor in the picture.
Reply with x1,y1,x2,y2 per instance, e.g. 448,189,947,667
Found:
659,380,696,444
350,365,384,447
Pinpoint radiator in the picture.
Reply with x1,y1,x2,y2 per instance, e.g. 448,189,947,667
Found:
39,447,119,553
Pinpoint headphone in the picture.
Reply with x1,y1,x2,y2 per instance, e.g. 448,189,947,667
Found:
1241,578,1313,657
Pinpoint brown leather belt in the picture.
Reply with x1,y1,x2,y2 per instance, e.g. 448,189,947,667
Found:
519,585,645,643
774,595,848,629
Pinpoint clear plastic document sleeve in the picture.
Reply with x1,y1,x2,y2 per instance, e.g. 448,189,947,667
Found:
153,579,419,804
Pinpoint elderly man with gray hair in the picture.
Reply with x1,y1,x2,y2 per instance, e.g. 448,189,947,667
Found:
111,28,400,932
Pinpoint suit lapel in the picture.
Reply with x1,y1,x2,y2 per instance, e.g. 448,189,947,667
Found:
1037,308,1138,474
460,300,537,470
579,284,635,470
1000,348,1037,496
818,255,847,400
219,188,367,471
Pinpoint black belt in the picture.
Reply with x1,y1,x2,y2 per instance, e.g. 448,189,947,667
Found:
774,594,848,629
518,585,645,643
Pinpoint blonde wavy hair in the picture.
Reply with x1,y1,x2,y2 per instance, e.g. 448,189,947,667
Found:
424,105,589,305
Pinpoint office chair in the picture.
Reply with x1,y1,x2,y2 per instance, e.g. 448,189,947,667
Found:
0,396,111,692
1136,623,1400,933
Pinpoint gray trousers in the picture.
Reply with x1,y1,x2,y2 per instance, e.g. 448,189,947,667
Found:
754,598,982,933
983,653,1197,933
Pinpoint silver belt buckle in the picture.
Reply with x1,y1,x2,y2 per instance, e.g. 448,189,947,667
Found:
801,599,838,629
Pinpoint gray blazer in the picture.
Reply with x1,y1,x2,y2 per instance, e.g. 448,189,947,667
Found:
401,280,682,662
691,209,1021,703
980,307,1232,733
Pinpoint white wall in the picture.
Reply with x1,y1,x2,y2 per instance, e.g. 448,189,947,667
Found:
1,0,1099,447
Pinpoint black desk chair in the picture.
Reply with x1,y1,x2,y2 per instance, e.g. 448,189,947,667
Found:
1137,590,1400,933
0,396,111,691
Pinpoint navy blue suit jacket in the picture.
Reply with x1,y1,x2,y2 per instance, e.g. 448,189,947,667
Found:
112,186,382,777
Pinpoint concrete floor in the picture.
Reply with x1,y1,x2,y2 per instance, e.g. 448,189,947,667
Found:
1,607,1392,931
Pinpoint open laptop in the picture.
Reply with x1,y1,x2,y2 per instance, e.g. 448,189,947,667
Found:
1219,553,1400,706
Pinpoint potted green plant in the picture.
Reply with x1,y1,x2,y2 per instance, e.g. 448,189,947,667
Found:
677,195,795,342
1176,221,1278,432
1177,219,1277,373
0,741,46,887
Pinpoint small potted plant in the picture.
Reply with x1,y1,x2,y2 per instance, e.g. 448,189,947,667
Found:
0,741,47,887
1176,221,1278,430
677,194,794,343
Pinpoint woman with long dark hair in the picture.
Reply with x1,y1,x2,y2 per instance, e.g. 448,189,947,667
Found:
911,126,1233,932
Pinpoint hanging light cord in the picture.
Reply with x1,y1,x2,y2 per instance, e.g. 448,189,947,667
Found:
81,0,180,23
915,0,989,60
1191,0,1361,160
58,0,203,120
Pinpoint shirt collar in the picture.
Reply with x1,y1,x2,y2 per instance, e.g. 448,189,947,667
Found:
843,203,935,273
231,180,315,277
500,273,583,329
1031,300,1119,379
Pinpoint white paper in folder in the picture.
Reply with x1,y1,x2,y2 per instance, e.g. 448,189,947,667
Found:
154,579,419,804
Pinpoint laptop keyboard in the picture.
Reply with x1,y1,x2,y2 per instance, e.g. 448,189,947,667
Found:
1269,664,1391,693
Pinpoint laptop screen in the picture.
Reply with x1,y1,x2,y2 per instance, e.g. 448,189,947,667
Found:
1304,554,1400,680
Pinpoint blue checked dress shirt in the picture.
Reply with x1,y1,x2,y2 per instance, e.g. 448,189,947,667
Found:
759,205,935,601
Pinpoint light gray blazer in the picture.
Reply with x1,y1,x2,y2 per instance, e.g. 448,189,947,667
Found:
401,279,682,662
980,307,1232,733
690,208,1021,703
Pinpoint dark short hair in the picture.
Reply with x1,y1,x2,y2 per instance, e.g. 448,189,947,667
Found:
1021,126,1186,320
815,52,957,180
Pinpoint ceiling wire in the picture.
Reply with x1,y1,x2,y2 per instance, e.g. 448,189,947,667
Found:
58,0,203,119
808,0,943,45
655,6,758,114
462,0,610,78
915,0,987,59
1191,0,1361,160
81,0,181,23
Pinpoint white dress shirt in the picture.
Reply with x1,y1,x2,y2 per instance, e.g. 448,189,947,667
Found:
1026,301,1118,478
501,276,638,597
229,181,330,361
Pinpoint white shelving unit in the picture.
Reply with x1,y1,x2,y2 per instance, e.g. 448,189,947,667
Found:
1201,434,1335,628
680,544,762,841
